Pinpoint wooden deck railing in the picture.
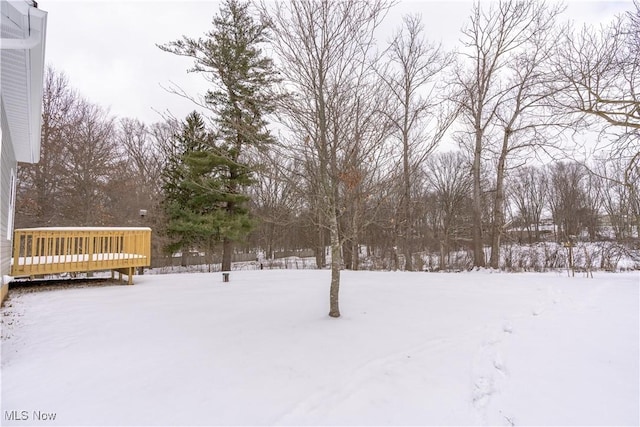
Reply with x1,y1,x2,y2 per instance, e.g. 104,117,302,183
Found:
11,227,151,284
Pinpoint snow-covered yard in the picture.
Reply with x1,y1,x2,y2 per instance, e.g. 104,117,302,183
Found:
1,270,638,426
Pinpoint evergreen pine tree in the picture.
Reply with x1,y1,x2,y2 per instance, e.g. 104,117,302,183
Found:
162,112,233,257
160,0,280,271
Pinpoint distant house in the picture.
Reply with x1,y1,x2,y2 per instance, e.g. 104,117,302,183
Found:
1,0,47,303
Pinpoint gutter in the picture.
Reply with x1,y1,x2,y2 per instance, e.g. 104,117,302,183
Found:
0,2,41,49
0,29,40,49
1,1,47,163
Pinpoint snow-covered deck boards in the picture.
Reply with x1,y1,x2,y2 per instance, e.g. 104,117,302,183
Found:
10,227,151,284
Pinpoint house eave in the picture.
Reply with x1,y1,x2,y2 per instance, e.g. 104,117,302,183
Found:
0,1,47,164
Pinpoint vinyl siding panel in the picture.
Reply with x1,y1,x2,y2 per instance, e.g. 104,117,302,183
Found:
1,1,47,304
1,103,17,302
1,1,47,164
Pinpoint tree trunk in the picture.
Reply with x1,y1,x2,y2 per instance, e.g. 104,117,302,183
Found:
472,128,485,267
315,207,326,269
207,238,215,272
328,212,341,318
402,132,413,272
342,238,353,270
315,244,325,269
222,237,232,272
351,196,361,271
490,143,508,269
624,174,640,238
351,239,360,271
403,233,413,271
533,210,542,242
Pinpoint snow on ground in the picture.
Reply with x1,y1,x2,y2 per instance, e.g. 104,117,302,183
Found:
1,270,638,426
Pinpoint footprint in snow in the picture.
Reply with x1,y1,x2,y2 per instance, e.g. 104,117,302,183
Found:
472,376,494,409
493,353,507,376
471,323,514,418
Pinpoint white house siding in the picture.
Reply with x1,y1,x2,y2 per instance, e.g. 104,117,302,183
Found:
1,105,17,302
1,1,47,304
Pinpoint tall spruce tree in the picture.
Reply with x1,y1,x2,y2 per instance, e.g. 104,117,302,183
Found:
159,0,279,271
162,111,251,261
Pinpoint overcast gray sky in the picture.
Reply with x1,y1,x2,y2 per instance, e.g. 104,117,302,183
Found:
39,0,634,125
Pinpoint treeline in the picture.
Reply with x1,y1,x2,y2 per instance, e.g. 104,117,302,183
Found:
15,69,172,257
15,0,639,277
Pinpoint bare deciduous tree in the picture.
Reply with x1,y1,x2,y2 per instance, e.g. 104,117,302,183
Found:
264,0,391,317
337,80,394,271
112,118,164,223
248,159,305,260
16,67,119,228
381,14,455,271
555,3,639,132
455,0,549,267
16,67,77,227
486,1,564,267
590,157,638,241
548,161,601,242
554,2,639,235
424,151,473,270
60,100,117,225
508,165,547,243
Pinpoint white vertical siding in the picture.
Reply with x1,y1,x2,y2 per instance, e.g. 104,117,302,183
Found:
1,103,17,302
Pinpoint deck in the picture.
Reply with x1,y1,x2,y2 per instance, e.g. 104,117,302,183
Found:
11,227,152,284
